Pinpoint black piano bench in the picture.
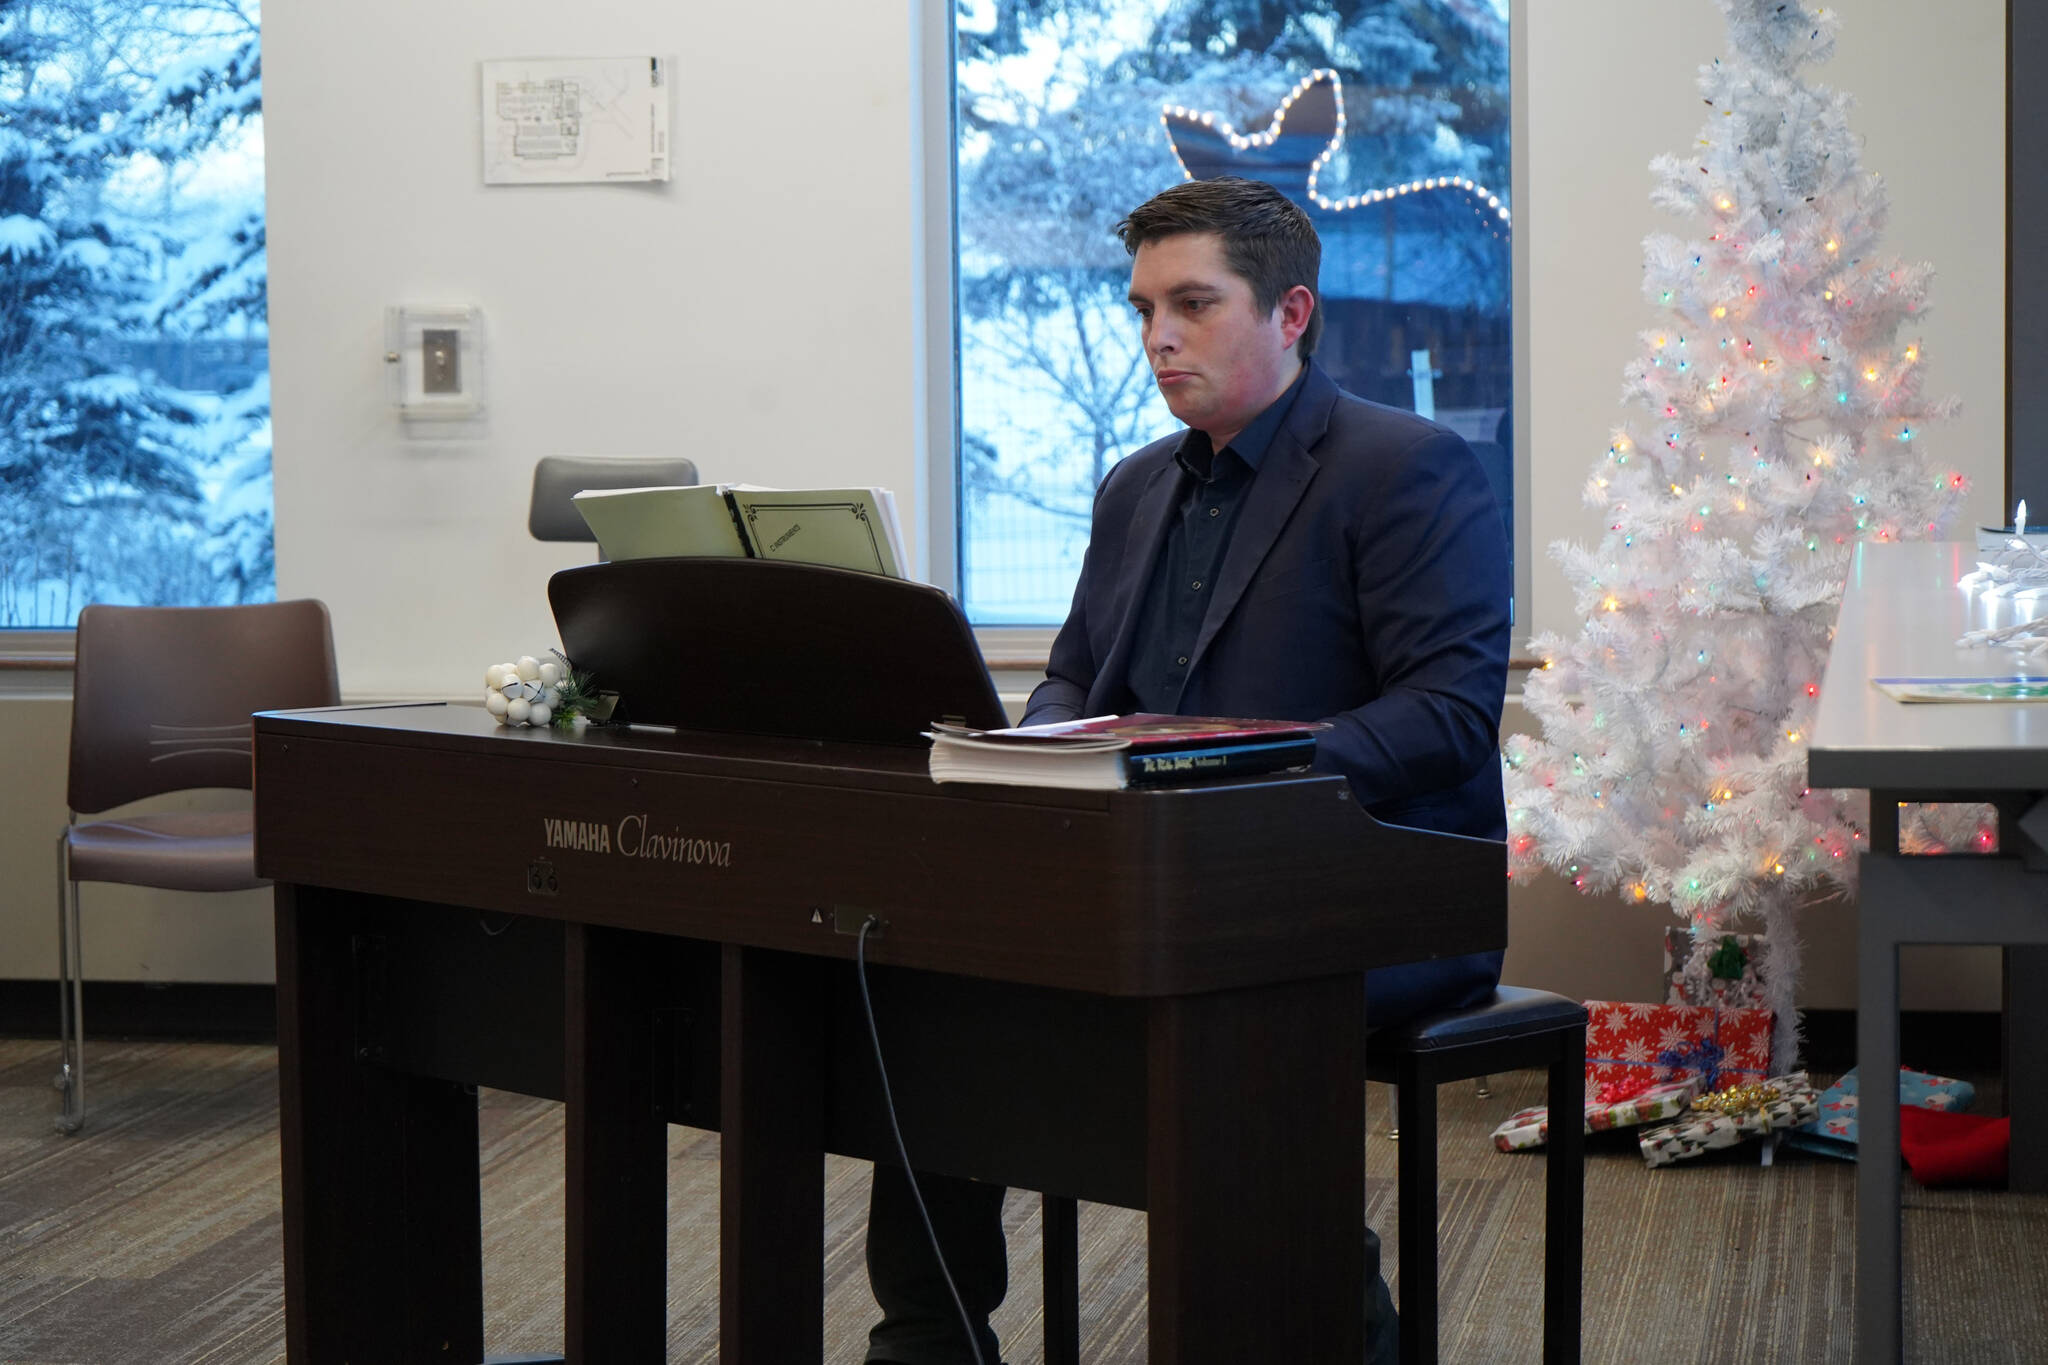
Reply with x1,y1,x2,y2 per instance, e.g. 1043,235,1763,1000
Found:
1368,985,1587,1365
1037,986,1586,1365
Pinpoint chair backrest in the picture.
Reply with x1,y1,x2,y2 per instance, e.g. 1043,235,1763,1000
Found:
528,455,701,542
68,599,342,814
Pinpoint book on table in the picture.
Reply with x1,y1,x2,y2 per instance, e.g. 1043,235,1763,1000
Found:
571,483,906,578
926,713,1327,790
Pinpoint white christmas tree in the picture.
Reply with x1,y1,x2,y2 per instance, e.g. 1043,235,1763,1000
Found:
1502,0,1989,1068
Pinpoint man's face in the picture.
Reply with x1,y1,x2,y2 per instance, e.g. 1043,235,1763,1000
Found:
1127,231,1305,445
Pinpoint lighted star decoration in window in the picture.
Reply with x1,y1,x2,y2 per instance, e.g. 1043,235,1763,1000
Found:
1160,69,1510,227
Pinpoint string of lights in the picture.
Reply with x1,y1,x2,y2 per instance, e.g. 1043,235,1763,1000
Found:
1159,70,1513,224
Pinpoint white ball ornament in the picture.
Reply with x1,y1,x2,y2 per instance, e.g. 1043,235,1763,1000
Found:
483,650,583,730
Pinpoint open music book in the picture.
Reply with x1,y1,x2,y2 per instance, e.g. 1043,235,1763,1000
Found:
572,483,906,578
926,713,1326,790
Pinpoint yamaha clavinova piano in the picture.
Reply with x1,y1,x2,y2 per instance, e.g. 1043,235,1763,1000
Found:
253,560,1506,1365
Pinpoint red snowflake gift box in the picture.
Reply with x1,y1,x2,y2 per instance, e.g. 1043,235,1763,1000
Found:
1584,1000,1772,1092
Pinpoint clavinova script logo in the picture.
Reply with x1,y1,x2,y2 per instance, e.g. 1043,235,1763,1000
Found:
540,815,733,868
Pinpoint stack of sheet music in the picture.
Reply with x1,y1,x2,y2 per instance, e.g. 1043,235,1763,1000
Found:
572,483,906,578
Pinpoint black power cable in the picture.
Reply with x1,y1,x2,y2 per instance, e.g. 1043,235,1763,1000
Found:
855,915,989,1365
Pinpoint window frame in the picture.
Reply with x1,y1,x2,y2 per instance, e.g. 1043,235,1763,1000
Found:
919,0,1531,670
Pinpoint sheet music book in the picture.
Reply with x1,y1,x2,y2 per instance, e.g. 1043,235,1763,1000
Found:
572,483,905,578
926,714,1326,790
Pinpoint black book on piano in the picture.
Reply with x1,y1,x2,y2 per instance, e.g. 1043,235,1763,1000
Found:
548,557,1007,744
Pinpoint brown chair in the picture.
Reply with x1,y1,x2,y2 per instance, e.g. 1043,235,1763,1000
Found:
55,600,340,1134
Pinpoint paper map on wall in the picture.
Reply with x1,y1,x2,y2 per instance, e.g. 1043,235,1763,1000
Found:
482,57,670,185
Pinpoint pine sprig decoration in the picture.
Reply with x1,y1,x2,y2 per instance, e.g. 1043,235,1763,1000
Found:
1500,0,1990,1070
546,650,601,730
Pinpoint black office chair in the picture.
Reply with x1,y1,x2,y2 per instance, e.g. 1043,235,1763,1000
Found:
1039,985,1586,1365
527,455,699,553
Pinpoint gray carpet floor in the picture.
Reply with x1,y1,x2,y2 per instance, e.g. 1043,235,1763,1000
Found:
0,1039,2041,1363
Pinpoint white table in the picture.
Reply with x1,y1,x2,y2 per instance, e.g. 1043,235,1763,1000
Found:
1809,540,2048,1364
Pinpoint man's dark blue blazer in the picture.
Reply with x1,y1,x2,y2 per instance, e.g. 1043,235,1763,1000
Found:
1023,359,1511,846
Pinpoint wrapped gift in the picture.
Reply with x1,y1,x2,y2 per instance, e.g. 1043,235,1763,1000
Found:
1639,1073,1821,1167
1491,1078,1699,1152
1780,1066,1977,1161
1585,1000,1772,1092
1492,1105,1553,1153
1663,927,1770,1010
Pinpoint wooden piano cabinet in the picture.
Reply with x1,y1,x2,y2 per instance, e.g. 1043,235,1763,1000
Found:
257,705,1501,1364
1146,972,1368,1362
565,921,672,1362
719,944,829,1365
275,883,485,1365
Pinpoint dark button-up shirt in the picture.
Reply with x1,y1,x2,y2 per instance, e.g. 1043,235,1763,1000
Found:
1123,366,1308,714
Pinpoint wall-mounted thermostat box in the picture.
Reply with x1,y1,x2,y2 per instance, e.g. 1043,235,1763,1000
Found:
386,305,484,418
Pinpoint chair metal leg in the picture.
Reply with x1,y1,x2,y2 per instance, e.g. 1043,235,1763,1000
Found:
1474,1074,1492,1098
1042,1193,1080,1365
1395,1060,1437,1365
1544,1031,1586,1365
54,835,85,1136
1386,1082,1399,1139
52,835,70,1096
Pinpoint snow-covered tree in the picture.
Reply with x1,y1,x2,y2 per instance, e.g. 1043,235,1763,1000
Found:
1502,0,1985,1066
956,0,1510,579
127,1,271,603
0,0,269,624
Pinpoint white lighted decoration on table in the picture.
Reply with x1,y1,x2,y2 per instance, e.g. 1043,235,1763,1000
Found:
482,57,670,185
1956,500,2048,663
385,305,484,420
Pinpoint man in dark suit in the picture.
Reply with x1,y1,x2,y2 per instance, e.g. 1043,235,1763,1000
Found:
866,176,1510,1365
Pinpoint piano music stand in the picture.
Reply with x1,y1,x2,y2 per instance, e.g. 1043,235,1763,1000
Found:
548,557,1008,742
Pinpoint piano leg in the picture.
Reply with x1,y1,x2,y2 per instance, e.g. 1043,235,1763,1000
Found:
275,884,485,1365
1146,972,1367,1364
721,944,829,1364
565,923,672,1362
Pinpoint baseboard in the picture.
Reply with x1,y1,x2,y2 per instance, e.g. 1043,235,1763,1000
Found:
0,980,277,1044
1800,1007,2001,1075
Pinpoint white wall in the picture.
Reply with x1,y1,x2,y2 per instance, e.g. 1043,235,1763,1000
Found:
262,0,928,697
0,0,2009,996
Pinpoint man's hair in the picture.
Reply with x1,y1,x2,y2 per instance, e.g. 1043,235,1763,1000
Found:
1115,177,1322,359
